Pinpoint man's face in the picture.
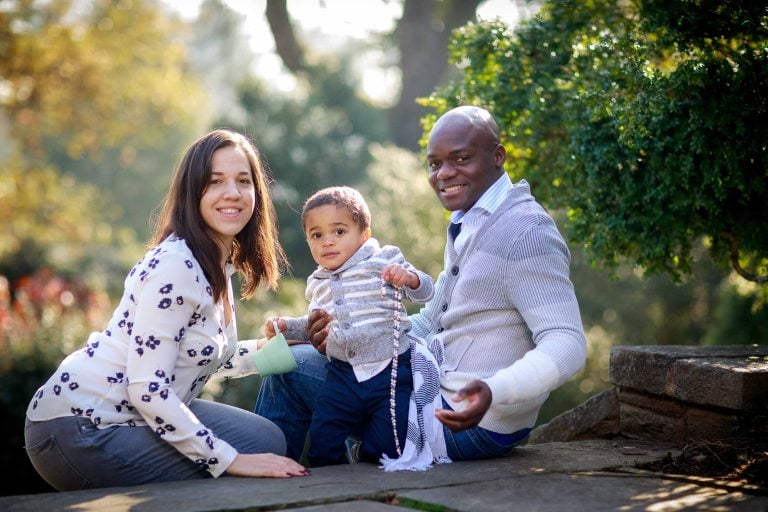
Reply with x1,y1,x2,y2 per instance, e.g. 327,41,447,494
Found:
426,115,504,213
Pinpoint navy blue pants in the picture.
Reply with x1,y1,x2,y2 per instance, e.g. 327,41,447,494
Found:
308,349,412,466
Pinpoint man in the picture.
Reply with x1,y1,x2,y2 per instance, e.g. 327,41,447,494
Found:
256,106,587,462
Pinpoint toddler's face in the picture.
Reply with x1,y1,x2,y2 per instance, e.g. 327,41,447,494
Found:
304,205,370,271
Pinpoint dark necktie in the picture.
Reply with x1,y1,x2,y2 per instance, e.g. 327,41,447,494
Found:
449,222,462,241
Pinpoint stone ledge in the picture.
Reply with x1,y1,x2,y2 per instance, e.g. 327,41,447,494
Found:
609,344,768,411
531,345,768,445
528,388,619,444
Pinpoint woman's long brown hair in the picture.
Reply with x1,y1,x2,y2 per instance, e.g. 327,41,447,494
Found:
150,129,287,301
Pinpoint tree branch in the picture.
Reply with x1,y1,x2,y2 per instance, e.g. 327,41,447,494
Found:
721,231,768,284
265,0,305,74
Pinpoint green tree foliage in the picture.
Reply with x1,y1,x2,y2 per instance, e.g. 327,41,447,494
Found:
187,0,253,118
420,1,768,422
1,0,212,241
422,0,768,287
0,157,137,286
264,0,498,150
5,1,200,155
704,277,768,345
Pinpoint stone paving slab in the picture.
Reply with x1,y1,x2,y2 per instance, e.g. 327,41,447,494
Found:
4,440,766,512
399,472,767,512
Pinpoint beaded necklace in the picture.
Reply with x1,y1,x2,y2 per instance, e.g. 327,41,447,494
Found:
383,279,403,457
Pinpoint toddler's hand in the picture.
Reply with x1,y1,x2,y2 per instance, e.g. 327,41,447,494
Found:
264,317,286,338
382,264,418,289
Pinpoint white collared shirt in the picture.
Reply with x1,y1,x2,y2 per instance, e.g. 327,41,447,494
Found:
449,173,513,252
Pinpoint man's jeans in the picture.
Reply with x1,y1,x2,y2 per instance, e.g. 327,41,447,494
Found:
255,343,530,463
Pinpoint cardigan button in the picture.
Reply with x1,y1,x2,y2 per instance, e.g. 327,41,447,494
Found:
441,303,448,312
437,327,444,333
451,266,459,275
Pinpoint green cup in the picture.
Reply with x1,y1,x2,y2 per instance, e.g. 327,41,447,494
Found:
253,321,298,375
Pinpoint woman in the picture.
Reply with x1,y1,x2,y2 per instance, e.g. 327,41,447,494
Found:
24,129,309,491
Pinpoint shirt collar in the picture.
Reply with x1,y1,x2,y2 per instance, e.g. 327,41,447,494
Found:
449,173,512,224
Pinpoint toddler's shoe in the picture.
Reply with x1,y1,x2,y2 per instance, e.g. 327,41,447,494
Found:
344,436,362,464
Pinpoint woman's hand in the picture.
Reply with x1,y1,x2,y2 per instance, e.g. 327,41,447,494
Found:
307,309,332,355
225,453,310,478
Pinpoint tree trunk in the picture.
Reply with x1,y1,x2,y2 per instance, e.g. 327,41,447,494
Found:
390,0,481,150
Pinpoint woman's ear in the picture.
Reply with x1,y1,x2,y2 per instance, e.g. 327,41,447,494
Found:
363,228,372,242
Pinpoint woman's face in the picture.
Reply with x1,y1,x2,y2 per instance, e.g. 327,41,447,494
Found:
200,145,256,251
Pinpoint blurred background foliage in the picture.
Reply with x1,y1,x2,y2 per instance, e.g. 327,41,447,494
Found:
1,0,766,496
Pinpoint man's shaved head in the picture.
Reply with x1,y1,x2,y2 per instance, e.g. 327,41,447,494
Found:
431,106,501,145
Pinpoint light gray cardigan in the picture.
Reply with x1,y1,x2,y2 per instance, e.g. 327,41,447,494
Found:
410,181,587,435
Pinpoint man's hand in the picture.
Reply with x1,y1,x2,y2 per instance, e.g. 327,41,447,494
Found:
434,379,492,432
307,309,331,355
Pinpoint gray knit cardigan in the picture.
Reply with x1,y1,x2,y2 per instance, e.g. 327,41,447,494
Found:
410,180,587,435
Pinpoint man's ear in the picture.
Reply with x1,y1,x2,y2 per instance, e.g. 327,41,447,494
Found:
494,143,507,169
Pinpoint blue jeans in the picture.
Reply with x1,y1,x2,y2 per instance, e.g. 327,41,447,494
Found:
255,344,530,463
24,399,286,491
